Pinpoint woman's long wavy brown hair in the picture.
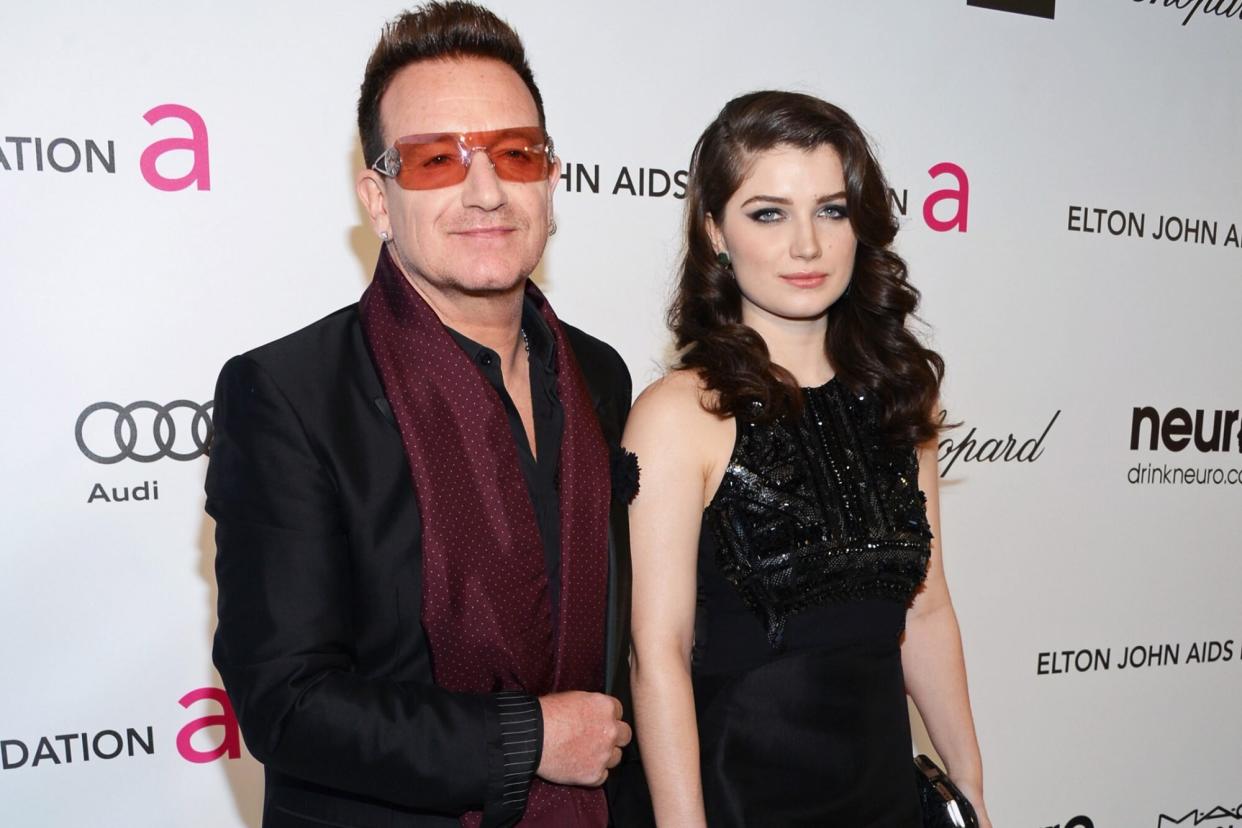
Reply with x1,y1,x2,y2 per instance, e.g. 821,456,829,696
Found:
670,90,945,446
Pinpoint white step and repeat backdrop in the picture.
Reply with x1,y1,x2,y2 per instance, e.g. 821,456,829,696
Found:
2,1,1239,826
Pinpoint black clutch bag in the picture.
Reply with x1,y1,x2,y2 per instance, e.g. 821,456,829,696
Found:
915,754,979,828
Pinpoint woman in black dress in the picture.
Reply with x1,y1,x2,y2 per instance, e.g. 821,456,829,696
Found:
625,91,991,826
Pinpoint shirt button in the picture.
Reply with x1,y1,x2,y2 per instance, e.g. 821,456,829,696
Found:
479,353,494,366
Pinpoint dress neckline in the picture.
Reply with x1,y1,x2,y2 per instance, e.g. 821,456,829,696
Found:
802,375,839,393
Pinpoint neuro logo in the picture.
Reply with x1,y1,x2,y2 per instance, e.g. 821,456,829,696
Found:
75,400,214,464
1127,407,1242,486
966,0,1056,19
1130,407,1242,454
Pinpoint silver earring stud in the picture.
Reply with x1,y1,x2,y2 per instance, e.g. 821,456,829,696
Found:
549,219,558,236
379,231,390,242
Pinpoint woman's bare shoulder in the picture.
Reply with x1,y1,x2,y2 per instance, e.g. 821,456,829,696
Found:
627,370,733,468
629,369,720,427
627,370,735,508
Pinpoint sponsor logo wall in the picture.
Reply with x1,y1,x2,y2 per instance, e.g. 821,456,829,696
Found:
0,104,211,190
2,2,1238,825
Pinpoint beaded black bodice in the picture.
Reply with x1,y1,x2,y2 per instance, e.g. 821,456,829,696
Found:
703,379,932,648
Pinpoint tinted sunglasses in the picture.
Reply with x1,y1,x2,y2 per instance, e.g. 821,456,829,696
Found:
370,126,555,190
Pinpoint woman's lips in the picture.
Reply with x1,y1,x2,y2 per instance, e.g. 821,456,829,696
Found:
779,272,828,288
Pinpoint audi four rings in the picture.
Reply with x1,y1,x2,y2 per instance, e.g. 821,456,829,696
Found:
75,400,214,464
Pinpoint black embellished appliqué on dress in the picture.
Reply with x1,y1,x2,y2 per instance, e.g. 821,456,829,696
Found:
693,378,931,826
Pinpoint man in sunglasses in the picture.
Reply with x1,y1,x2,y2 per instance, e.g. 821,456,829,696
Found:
206,3,649,826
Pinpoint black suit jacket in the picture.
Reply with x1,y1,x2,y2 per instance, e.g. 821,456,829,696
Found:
206,305,649,827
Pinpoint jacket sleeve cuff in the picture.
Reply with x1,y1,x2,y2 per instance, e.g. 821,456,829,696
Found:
480,691,542,827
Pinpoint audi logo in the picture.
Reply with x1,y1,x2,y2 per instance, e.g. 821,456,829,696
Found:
75,400,214,464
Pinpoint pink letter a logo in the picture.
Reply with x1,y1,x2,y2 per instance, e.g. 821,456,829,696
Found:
922,162,969,233
177,687,241,763
141,104,211,191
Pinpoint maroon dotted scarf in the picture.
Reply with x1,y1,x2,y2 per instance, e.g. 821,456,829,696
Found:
359,246,609,827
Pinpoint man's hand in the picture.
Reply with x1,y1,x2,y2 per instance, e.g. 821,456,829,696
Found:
536,691,631,786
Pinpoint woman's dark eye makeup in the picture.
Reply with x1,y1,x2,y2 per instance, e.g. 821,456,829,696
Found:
746,202,849,223
748,207,784,223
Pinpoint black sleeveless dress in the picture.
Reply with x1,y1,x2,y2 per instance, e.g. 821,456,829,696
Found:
693,379,931,827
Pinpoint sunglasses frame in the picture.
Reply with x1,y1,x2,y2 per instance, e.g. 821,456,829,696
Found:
370,127,556,190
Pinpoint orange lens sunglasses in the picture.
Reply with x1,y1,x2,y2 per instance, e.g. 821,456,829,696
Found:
371,126,555,190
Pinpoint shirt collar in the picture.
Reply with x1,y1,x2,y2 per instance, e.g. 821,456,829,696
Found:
445,294,557,373
520,297,557,374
